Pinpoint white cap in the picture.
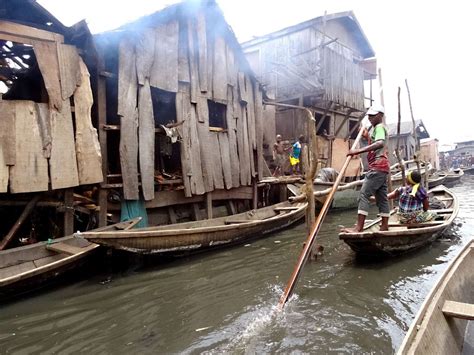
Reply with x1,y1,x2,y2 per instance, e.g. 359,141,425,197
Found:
367,104,385,115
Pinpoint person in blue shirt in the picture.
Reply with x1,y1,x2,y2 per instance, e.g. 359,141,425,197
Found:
290,135,304,175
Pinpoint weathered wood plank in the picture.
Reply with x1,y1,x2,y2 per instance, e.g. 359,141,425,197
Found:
196,94,208,123
234,87,249,186
0,145,7,192
209,132,225,189
175,90,192,197
187,18,199,103
9,101,49,193
196,11,208,93
150,21,179,92
57,43,81,100
188,104,206,195
50,99,79,189
35,103,52,159
226,86,240,187
218,132,232,189
138,79,155,201
118,38,139,200
254,84,264,180
136,28,155,86
442,300,474,320
74,60,103,185
196,136,212,189
33,40,62,111
226,44,237,87
243,105,254,182
178,19,190,83
212,35,227,102
238,71,248,104
0,100,15,165
0,21,64,43
246,75,256,150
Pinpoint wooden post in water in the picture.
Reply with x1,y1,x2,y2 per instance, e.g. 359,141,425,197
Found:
277,123,366,310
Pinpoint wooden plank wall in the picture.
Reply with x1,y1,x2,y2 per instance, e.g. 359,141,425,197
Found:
116,8,266,198
0,39,101,194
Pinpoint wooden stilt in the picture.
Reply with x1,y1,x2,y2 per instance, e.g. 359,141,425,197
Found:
64,188,74,236
206,192,213,219
191,203,201,221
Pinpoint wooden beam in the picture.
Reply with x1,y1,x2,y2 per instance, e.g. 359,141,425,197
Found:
0,20,64,43
168,207,177,224
334,108,355,137
442,300,474,320
0,194,41,250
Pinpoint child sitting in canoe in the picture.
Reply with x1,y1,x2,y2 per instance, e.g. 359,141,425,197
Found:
386,170,437,224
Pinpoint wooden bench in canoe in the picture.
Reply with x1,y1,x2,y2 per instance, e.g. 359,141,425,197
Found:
338,185,459,255
0,218,141,300
397,240,474,354
78,201,308,254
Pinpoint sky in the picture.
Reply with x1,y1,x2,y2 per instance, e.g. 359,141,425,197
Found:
38,0,474,149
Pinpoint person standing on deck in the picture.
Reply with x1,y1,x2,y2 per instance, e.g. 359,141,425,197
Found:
272,134,290,176
341,105,390,232
290,135,304,175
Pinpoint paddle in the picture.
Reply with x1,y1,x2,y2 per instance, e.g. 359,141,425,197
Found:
277,117,368,310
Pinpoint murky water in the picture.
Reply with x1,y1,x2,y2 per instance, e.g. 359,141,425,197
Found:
1,177,473,354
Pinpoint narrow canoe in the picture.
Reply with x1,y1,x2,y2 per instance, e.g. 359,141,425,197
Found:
338,185,459,255
78,201,307,254
427,174,446,189
443,169,464,186
0,218,141,299
397,239,474,354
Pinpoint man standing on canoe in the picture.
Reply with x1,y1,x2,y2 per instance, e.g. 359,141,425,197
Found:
341,104,390,232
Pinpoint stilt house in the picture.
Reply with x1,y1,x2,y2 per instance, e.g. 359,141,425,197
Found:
0,0,102,239
241,11,377,178
94,1,267,226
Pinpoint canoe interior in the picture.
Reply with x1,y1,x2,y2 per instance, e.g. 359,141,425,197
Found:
80,201,307,254
0,218,140,298
339,185,459,255
397,240,474,354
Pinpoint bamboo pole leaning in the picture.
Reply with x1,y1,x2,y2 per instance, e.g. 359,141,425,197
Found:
277,121,367,310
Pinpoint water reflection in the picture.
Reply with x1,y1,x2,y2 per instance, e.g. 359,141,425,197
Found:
0,177,473,353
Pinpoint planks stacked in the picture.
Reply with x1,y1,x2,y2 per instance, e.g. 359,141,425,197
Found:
117,7,265,200
0,34,102,193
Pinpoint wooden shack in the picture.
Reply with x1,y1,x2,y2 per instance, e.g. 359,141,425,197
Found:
94,1,268,226
386,120,429,165
241,11,377,178
0,0,102,242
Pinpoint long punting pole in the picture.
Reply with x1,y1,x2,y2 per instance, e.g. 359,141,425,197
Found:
277,120,367,310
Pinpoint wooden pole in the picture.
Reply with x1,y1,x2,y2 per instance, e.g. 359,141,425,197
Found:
0,194,41,250
395,87,406,185
405,79,424,184
378,68,393,209
277,122,366,310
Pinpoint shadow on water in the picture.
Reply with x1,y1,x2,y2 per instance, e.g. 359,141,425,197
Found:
0,177,473,353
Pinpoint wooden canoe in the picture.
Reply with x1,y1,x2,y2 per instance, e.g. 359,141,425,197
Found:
78,201,307,254
442,169,464,186
339,185,459,255
397,239,474,354
0,218,141,299
427,173,446,189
